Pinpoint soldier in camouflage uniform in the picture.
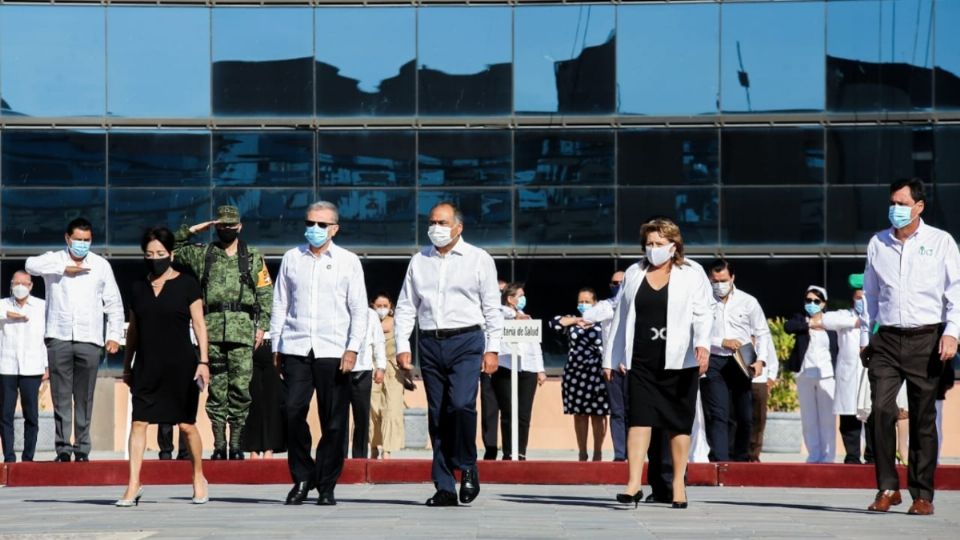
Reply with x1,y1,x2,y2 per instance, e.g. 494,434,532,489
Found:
174,206,273,460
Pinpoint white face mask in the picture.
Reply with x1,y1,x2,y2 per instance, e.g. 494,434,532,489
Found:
712,281,732,298
428,224,454,248
375,308,390,320
11,284,29,300
645,243,675,267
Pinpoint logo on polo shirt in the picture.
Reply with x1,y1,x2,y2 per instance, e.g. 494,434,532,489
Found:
919,246,935,257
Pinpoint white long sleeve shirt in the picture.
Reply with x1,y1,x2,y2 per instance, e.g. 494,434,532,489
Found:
822,308,863,415
709,288,772,366
497,306,545,373
861,220,960,346
356,308,387,372
395,238,504,355
270,243,368,358
0,296,48,376
25,249,124,346
752,333,779,383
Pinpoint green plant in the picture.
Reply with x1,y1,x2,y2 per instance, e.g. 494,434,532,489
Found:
767,317,799,412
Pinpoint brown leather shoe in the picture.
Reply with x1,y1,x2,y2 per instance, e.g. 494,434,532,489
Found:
907,499,934,515
867,490,902,512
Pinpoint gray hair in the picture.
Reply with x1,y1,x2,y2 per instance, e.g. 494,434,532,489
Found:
10,270,31,283
306,201,339,224
430,201,463,225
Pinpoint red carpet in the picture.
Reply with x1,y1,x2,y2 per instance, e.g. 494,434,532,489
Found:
2,460,958,489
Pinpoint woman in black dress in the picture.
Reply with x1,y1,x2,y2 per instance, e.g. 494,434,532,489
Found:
117,227,210,507
242,331,286,458
603,218,713,508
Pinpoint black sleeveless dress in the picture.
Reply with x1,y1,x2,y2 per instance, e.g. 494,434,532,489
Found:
130,274,202,424
628,277,699,434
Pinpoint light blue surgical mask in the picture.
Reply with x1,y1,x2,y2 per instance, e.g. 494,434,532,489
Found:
804,302,822,316
577,303,590,315
304,225,328,248
516,296,527,312
888,204,914,229
854,298,865,315
69,239,91,259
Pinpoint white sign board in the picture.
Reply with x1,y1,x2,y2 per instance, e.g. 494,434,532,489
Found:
503,319,542,344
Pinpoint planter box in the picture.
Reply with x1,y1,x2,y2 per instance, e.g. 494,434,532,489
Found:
403,408,428,450
13,410,56,453
763,411,803,454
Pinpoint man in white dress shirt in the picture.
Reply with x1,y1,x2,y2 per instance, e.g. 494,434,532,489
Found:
0,271,49,463
395,202,504,507
271,201,368,506
25,218,123,462
861,178,960,515
702,259,772,462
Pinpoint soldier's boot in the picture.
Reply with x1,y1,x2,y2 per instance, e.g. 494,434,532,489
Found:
210,423,228,460
228,423,245,460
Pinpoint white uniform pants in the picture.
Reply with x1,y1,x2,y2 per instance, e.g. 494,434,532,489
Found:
797,376,836,463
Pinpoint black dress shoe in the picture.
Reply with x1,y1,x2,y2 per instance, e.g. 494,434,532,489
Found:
459,469,480,504
176,452,191,461
482,447,497,461
158,452,173,461
285,481,314,505
229,450,245,460
425,490,459,507
54,452,71,463
210,449,227,460
672,501,689,509
74,452,90,462
316,492,337,506
645,493,672,504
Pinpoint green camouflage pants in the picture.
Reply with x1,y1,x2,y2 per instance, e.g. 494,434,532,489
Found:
206,343,253,450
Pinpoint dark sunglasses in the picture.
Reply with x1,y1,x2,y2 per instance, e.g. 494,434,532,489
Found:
305,220,336,229
804,298,823,305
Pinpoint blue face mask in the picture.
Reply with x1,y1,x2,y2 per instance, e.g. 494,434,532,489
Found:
516,296,527,311
888,205,914,229
853,298,865,315
304,225,328,248
610,284,621,297
69,239,91,259
577,303,590,315
805,302,822,316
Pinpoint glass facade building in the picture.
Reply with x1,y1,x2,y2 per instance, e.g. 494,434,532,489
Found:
1,1,958,367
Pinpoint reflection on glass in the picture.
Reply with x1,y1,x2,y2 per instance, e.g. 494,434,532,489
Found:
418,7,512,115
213,189,313,246
2,188,106,246
418,131,511,186
721,2,824,113
927,185,959,237
316,8,415,116
826,186,889,245
317,189,416,247
721,128,824,185
318,131,415,187
108,7,210,118
618,129,719,186
1,130,105,186
827,127,933,184
109,131,210,187
935,126,960,183
212,8,313,116
0,5,105,117
936,0,960,109
827,0,934,112
515,6,615,114
721,187,824,245
618,3,719,116
213,131,313,187
109,189,210,245
517,188,614,245
418,190,511,247
618,187,718,246
514,131,613,186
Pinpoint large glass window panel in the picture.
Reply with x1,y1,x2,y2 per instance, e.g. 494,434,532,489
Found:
826,186,890,245
618,187,718,246
514,131,613,186
515,6,615,115
108,189,210,246
721,128,824,185
0,6,105,117
827,0,934,112
721,187,824,245
318,131,415,187
827,127,933,185
213,131,313,187
107,7,210,118
1,130,105,187
418,190,511,247
720,2,825,113
316,189,416,247
212,189,313,247
935,126,960,184
936,0,960,109
418,131,511,187
109,131,210,187
2,188,106,247
618,129,719,186
516,188,614,245
316,8,415,116
418,7,512,116
212,8,313,117
618,3,719,116
926,185,960,237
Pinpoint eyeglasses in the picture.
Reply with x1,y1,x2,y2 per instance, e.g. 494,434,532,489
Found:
305,220,336,228
804,298,823,305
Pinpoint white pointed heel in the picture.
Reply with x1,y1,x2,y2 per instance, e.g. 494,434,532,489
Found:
115,487,144,507
192,480,209,505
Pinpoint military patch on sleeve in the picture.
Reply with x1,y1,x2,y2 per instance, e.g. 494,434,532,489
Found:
257,265,272,287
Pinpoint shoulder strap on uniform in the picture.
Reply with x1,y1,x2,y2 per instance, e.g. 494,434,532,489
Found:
201,243,217,292
237,240,256,290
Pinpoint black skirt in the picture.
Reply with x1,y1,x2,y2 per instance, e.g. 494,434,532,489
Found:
241,342,287,453
627,358,699,435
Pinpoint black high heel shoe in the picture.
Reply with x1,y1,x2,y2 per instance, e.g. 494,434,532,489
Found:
672,501,688,509
616,491,644,508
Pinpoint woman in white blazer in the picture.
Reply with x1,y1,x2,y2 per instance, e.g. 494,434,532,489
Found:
603,218,712,509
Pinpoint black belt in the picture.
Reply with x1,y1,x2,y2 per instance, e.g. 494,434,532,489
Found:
878,324,943,337
421,325,481,340
204,302,256,317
